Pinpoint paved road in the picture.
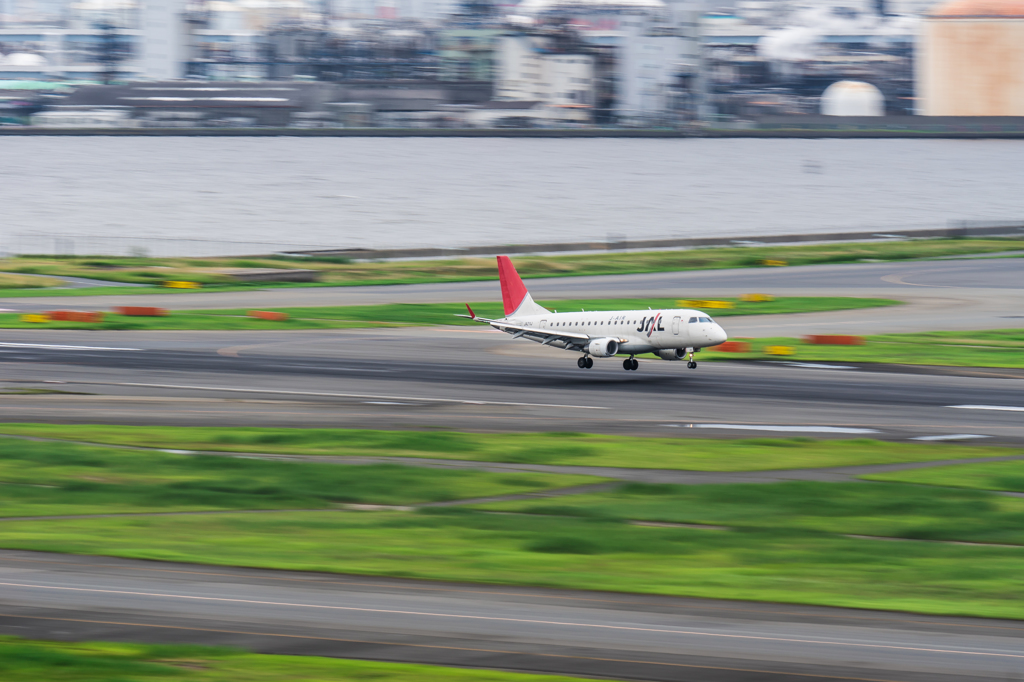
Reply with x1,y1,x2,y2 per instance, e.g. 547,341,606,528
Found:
0,550,1021,682
4,258,1023,336
1,326,1023,444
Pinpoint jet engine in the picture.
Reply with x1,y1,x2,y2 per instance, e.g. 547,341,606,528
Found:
656,348,687,361
587,337,620,358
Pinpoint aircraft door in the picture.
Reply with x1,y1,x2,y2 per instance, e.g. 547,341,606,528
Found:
672,316,680,335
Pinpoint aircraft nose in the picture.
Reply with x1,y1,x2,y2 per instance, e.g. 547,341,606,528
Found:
712,325,728,345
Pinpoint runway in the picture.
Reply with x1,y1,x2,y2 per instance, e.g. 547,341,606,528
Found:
1,550,1022,682
0,325,1022,443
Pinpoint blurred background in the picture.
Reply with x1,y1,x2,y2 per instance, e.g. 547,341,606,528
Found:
1,0,1022,129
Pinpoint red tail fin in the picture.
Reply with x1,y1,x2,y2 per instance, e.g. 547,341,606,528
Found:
497,256,529,316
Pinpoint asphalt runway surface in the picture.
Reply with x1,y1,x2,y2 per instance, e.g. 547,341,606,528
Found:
2,550,1022,682
0,326,1023,443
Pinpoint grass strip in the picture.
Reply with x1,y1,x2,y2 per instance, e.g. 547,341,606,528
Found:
864,460,1024,493
0,296,898,330
470,480,1024,545
0,439,594,517
0,273,62,289
704,329,1024,368
0,426,1009,471
1,510,1021,619
0,636,602,682
2,238,1022,291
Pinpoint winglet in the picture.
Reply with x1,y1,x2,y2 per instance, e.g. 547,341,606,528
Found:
465,303,475,319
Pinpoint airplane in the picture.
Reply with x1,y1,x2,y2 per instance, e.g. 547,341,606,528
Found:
460,256,729,371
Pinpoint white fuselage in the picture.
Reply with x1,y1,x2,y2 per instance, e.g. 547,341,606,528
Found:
501,308,728,355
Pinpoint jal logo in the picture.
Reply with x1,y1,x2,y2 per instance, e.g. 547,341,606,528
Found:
636,314,664,337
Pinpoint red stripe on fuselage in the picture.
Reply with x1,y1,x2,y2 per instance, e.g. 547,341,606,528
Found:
497,256,529,316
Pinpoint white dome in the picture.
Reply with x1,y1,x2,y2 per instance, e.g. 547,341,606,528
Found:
4,52,48,67
516,0,665,14
820,80,884,116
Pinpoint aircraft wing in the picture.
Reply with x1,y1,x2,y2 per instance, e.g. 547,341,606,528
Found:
456,308,591,346
487,319,591,344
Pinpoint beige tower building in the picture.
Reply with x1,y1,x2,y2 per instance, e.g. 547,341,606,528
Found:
918,0,1024,115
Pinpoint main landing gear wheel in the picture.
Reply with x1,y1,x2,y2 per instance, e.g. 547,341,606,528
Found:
687,361,697,369
623,358,639,371
585,357,594,369
578,356,587,369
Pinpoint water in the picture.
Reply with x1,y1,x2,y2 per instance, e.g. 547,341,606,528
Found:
2,137,1023,255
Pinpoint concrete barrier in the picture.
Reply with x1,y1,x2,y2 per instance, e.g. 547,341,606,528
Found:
282,222,1024,262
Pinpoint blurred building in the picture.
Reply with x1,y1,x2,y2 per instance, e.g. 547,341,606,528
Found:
700,0,919,119
616,12,696,123
139,0,188,79
917,0,1024,115
495,31,595,122
511,0,700,123
42,79,336,125
438,25,503,80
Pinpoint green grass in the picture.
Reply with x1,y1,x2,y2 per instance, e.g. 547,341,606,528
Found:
706,329,1024,368
0,296,898,330
1,510,1021,619
864,460,1024,493
0,438,593,517
2,238,1021,292
0,426,1010,471
0,273,62,289
472,480,1024,545
0,637,602,682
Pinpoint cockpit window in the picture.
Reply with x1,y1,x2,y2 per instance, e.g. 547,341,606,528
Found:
699,317,712,323
688,317,698,323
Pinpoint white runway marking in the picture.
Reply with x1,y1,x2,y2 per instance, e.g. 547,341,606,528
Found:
0,581,1021,660
694,424,879,434
281,365,389,372
70,381,608,410
784,362,855,370
0,342,142,351
911,434,990,441
949,405,1024,412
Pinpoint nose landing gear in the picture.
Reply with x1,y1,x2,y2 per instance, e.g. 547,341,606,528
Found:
622,357,639,371
687,349,697,369
577,356,594,369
